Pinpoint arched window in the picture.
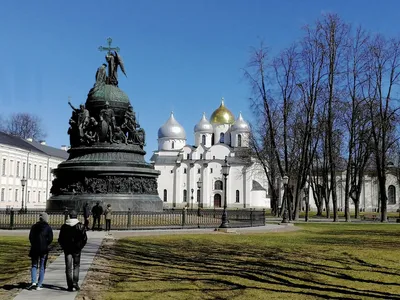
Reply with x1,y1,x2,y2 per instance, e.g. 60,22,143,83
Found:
220,133,225,143
202,135,206,145
197,189,200,202
183,189,187,202
388,185,396,204
236,190,240,203
200,154,203,160
172,141,175,149
163,189,168,202
214,180,223,190
238,134,242,147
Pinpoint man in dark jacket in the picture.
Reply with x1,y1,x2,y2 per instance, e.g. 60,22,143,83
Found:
91,201,103,231
28,212,53,290
83,202,91,230
58,210,88,292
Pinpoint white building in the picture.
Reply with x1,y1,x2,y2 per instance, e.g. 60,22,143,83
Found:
0,132,69,210
151,98,270,209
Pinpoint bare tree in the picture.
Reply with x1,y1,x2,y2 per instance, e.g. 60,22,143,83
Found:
364,34,400,222
5,113,47,141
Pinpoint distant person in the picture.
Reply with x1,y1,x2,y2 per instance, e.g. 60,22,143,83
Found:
58,210,88,292
91,201,103,231
104,204,112,234
83,203,91,230
28,212,53,290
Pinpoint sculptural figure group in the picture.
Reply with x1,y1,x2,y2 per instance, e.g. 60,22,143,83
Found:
68,101,145,148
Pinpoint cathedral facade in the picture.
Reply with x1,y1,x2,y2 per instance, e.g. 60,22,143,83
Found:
151,99,270,209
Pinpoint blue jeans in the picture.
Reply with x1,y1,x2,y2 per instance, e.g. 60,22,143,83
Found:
64,252,81,288
31,254,48,287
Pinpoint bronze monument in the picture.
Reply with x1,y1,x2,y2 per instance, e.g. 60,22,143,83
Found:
47,38,162,211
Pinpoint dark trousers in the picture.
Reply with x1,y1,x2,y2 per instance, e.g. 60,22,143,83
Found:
64,252,81,289
84,218,89,230
92,216,101,230
105,219,111,231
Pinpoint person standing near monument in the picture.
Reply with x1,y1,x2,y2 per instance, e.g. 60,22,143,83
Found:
58,210,87,292
28,212,53,290
104,204,112,234
91,201,103,231
83,202,91,230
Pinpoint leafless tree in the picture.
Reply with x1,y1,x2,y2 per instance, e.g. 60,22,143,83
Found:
5,113,47,141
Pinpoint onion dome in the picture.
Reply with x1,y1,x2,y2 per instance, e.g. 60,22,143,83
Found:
158,112,186,139
210,97,235,125
194,112,213,133
231,112,250,132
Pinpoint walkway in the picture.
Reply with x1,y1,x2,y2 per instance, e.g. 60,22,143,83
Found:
11,224,295,300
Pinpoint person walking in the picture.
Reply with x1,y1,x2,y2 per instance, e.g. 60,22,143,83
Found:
83,202,91,230
58,210,88,292
104,204,112,234
28,212,53,291
91,201,103,231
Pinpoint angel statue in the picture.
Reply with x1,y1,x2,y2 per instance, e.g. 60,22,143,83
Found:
105,51,127,86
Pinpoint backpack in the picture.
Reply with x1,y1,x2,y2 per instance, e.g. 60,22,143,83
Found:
73,222,87,250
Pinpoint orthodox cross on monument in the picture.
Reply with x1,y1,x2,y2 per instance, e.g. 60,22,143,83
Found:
98,37,120,54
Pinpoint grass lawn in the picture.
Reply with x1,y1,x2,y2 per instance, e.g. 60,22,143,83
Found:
97,224,400,300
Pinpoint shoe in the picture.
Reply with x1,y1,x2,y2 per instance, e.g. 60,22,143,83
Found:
73,285,80,291
27,283,37,290
35,286,43,291
67,287,73,292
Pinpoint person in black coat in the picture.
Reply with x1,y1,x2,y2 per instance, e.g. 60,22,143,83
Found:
58,210,88,292
83,202,91,230
91,202,103,231
28,212,53,290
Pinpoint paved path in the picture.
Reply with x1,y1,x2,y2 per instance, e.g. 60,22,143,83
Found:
11,224,296,300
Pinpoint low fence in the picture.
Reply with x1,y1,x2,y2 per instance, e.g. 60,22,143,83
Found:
0,208,265,230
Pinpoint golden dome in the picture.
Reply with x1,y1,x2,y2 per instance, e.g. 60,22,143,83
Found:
210,98,235,125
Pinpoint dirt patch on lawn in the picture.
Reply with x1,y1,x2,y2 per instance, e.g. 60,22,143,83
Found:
76,237,115,300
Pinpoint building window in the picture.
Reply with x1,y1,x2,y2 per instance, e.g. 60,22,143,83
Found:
198,169,201,174
9,160,13,176
15,189,18,202
163,189,167,202
2,159,6,176
236,190,240,203
39,166,42,180
213,156,215,160
210,168,213,173
38,191,41,203
172,141,175,149
16,161,20,177
184,168,187,174
220,133,224,143
28,164,32,179
200,154,203,160
1,188,5,201
197,189,200,202
34,165,37,179
238,134,242,147
202,135,206,145
8,189,12,202
183,189,187,202
214,180,223,190
388,185,396,204
186,154,190,160
23,162,26,177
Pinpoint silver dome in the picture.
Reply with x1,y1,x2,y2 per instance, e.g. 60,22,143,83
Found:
194,112,213,133
158,112,186,139
231,112,250,132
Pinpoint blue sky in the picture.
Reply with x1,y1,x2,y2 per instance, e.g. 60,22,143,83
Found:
0,0,399,160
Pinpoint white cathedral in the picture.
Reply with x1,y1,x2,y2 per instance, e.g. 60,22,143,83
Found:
151,98,270,209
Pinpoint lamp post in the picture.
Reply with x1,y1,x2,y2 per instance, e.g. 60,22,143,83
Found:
281,175,289,223
304,182,309,222
197,178,203,216
219,157,231,228
21,177,27,212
